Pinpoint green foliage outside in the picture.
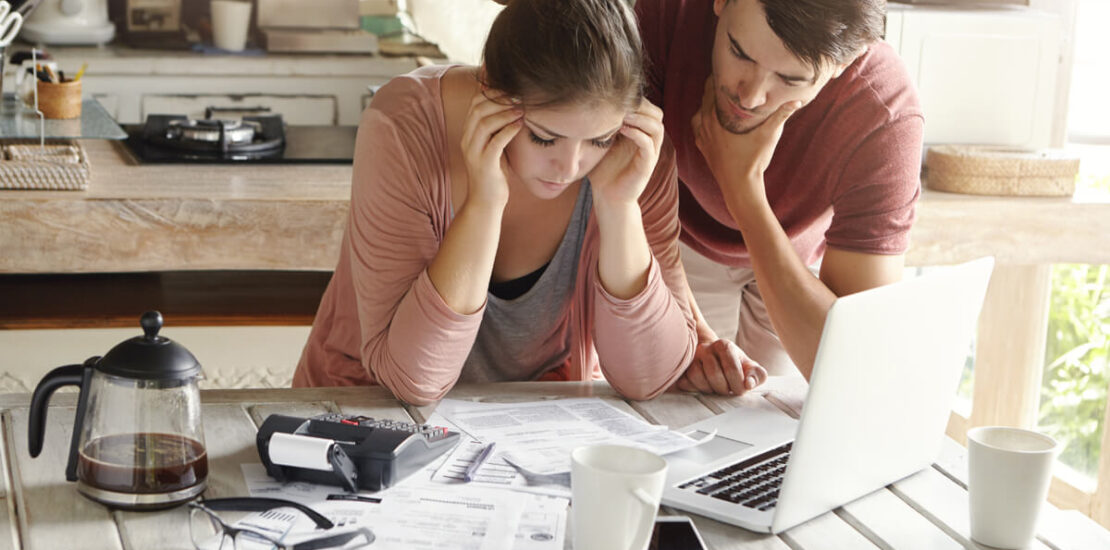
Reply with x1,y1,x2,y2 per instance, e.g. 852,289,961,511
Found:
1033,168,1110,482
1038,262,1109,481
956,170,1110,483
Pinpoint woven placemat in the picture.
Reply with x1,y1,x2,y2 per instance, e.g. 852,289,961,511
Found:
925,145,1079,197
0,139,91,191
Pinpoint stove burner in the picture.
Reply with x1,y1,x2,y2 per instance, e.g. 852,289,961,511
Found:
141,114,286,160
166,118,261,144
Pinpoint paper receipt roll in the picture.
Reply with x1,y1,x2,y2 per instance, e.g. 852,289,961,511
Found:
268,432,335,471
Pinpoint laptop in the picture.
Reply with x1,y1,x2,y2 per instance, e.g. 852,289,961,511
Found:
662,257,995,533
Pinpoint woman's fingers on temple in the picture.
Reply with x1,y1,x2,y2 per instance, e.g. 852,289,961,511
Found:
467,105,520,156
488,117,522,154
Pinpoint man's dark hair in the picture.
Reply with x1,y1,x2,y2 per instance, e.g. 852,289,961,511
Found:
753,0,886,73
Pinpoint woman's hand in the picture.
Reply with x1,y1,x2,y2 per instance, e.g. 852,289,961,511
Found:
588,98,665,209
460,90,523,208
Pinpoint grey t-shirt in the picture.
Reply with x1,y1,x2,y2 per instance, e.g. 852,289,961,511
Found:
459,182,592,382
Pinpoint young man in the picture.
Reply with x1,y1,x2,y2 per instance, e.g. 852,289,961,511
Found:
635,0,924,394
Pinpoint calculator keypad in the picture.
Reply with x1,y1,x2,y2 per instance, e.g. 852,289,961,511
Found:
312,413,451,441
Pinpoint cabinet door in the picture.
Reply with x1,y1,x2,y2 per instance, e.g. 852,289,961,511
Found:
141,94,338,125
891,8,1060,149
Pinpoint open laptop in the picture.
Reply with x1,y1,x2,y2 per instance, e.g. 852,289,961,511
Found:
662,257,995,533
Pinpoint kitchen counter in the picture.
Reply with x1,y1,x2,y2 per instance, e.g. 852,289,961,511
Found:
0,139,351,273
2,139,1109,273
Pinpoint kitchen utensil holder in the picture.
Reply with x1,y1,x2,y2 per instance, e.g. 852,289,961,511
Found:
0,48,90,190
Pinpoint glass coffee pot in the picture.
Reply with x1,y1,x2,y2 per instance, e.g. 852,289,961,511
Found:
28,311,208,510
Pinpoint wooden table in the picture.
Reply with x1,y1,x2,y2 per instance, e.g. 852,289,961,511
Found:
0,379,1106,550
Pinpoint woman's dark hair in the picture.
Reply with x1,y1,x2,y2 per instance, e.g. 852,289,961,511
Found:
480,0,644,111
755,0,886,74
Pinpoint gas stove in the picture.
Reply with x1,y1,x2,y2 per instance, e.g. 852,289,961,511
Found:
124,114,356,164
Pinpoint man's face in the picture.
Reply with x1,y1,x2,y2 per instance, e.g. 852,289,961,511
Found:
709,0,848,134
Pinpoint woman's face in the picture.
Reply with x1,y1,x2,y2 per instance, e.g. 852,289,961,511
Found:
504,101,627,200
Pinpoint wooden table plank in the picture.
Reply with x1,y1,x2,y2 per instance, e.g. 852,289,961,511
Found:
4,407,122,550
892,466,1053,550
780,511,882,550
248,402,335,427
838,489,964,550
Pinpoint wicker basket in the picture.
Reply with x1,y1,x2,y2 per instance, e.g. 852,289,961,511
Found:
925,145,1079,197
0,139,91,190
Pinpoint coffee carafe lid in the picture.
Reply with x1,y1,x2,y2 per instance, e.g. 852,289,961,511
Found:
97,311,202,381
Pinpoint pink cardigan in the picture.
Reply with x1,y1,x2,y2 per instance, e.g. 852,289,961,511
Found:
293,65,697,404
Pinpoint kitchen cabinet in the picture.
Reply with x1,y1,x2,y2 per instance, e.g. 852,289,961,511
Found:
2,43,420,125
885,3,1064,149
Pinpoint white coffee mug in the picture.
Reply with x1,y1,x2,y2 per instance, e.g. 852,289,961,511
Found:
571,445,667,550
968,426,1060,549
211,0,252,52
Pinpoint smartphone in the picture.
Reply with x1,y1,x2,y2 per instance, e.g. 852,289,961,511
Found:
649,515,709,550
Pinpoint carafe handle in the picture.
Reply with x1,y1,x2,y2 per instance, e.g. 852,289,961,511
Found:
28,358,97,482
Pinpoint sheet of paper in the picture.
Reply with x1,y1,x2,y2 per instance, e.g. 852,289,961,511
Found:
242,463,565,550
427,413,572,498
513,494,568,550
434,398,703,475
358,486,524,550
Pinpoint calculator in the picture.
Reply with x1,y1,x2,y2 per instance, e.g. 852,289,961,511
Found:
257,413,461,491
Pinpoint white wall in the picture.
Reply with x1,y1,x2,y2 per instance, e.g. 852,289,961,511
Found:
408,0,503,64
1029,0,1079,146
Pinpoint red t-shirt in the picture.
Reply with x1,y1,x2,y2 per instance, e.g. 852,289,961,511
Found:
636,0,924,267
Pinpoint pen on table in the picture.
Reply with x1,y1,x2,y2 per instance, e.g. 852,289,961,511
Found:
464,441,496,483
326,494,381,503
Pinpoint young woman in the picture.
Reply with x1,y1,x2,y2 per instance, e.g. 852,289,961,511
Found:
293,0,697,405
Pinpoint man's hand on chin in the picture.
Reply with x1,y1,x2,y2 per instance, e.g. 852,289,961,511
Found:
691,77,801,217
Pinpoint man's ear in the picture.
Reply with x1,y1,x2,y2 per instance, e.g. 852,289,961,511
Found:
830,47,868,79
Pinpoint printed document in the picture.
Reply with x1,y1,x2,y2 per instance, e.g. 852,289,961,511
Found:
432,397,706,476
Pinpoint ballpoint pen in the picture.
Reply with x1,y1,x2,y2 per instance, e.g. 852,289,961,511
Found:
463,441,496,483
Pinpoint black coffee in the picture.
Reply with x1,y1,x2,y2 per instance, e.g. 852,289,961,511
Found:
77,433,208,494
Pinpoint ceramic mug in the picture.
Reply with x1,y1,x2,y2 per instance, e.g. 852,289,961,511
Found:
211,0,252,52
571,445,667,550
968,426,1060,549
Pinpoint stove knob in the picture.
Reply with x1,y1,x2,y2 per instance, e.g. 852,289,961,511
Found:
60,0,84,17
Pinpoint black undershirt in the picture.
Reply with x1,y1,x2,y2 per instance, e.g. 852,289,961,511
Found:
489,262,550,300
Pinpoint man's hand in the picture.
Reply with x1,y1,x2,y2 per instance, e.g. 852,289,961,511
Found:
691,77,800,214
675,339,768,395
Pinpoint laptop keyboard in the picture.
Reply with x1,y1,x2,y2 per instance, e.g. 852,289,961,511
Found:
677,442,792,512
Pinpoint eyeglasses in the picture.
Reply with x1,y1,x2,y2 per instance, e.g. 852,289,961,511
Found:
188,497,374,550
